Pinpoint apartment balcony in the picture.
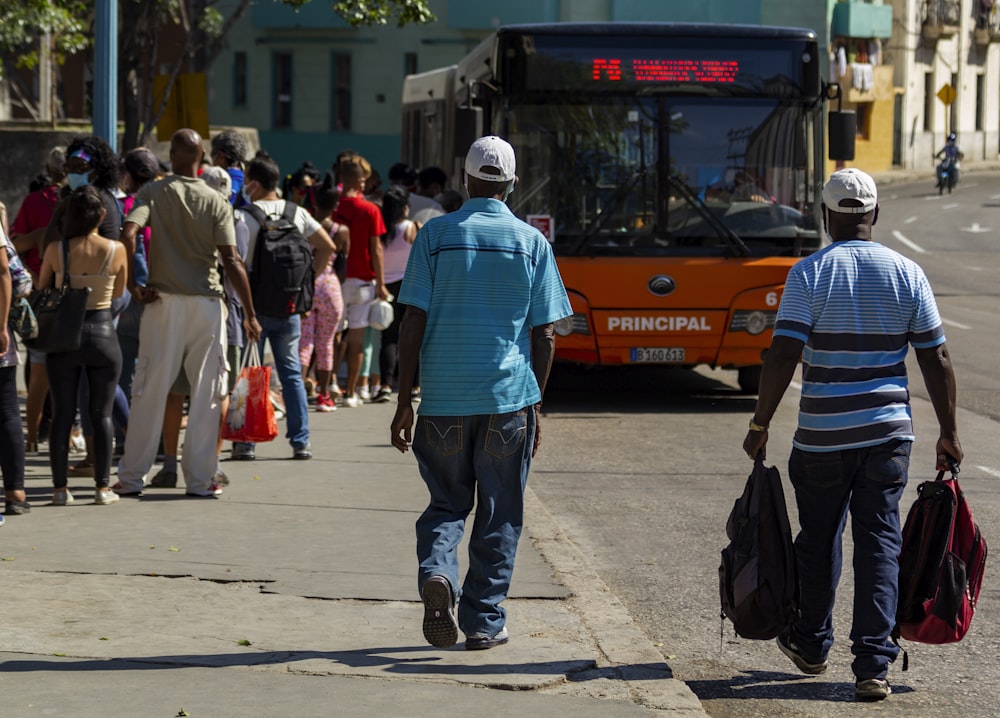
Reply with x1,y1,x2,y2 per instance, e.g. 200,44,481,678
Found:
922,0,961,40
831,2,893,40
974,3,1000,43
834,62,895,103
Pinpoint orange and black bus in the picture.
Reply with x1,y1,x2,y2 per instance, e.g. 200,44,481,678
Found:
402,23,853,392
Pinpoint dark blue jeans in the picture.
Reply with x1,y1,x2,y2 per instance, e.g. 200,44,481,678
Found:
787,439,910,681
413,408,535,638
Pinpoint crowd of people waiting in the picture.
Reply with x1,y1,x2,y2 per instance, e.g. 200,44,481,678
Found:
0,128,460,515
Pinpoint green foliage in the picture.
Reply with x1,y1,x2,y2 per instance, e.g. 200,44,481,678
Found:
0,0,90,73
330,0,435,27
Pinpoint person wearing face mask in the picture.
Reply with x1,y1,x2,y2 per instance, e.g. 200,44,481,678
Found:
45,136,123,249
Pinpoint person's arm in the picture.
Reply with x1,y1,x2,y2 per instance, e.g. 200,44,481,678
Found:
390,306,427,453
742,334,804,460
219,244,261,344
530,323,557,457
333,223,350,257
120,221,158,304
110,240,128,300
0,241,10,356
12,227,46,257
307,225,335,276
370,233,389,299
915,343,963,470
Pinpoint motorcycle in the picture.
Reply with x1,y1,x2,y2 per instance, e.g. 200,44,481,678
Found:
936,159,957,195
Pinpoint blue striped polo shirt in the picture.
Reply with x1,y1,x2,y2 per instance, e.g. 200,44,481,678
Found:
773,240,945,452
398,198,572,416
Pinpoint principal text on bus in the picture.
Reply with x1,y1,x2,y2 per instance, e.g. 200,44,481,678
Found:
607,316,712,332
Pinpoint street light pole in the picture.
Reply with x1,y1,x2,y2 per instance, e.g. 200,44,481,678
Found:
93,0,118,152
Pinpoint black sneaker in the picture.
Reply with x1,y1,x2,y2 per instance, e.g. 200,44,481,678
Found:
230,443,255,461
465,627,509,651
776,630,828,675
856,678,891,701
421,575,458,648
149,468,178,488
293,444,312,460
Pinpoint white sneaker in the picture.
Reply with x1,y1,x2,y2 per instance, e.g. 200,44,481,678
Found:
51,490,75,506
358,386,371,401
344,394,363,408
94,488,120,505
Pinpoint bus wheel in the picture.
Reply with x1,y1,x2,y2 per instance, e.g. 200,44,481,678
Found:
738,366,762,394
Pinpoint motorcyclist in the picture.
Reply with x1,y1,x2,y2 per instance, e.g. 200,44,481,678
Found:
935,132,964,188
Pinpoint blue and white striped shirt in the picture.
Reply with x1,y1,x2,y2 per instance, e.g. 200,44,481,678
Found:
399,198,572,416
773,240,945,451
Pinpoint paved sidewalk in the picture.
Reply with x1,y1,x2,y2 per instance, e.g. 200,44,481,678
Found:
0,392,706,717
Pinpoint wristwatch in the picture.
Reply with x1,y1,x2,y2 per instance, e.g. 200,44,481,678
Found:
748,418,768,432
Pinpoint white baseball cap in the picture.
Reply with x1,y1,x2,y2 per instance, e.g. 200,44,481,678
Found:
464,136,516,182
822,168,878,214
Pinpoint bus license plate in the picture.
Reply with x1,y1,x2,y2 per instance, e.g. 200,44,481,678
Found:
630,347,685,363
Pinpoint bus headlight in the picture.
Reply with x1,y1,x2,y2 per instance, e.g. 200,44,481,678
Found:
554,313,591,336
729,310,775,335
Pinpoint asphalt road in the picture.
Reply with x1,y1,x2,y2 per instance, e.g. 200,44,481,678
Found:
530,172,1000,718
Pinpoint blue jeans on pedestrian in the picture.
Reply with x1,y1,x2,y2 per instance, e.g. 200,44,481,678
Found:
246,313,309,449
413,408,535,639
787,439,911,681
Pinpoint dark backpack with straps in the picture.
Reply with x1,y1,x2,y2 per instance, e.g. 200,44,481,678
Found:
719,457,799,640
895,466,987,646
244,201,314,318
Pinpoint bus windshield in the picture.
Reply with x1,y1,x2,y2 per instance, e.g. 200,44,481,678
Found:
506,97,818,257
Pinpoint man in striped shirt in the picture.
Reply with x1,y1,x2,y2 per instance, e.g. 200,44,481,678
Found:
390,136,572,651
743,168,962,701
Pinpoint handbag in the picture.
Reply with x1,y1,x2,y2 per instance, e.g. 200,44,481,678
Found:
222,343,279,443
24,240,92,354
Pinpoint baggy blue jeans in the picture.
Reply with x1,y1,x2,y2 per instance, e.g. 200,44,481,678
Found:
413,408,535,639
787,439,910,680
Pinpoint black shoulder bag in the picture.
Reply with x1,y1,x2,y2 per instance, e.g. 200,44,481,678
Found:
24,239,92,354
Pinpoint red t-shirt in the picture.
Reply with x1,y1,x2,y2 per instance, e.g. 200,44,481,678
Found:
10,185,60,276
335,194,386,281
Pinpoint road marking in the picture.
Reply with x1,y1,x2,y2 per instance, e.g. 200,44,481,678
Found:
904,216,918,224
941,317,972,330
991,193,1000,200
976,465,1000,478
961,222,991,233
924,195,942,201
943,203,959,210
891,230,927,254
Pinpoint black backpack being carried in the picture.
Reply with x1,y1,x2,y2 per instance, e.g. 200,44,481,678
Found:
719,457,799,640
244,201,314,318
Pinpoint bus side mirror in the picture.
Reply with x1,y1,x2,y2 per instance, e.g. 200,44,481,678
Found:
455,106,483,158
828,110,856,161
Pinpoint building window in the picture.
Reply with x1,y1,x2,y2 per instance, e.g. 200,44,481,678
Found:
273,52,293,130
331,53,352,131
923,72,934,132
976,73,984,131
404,52,418,76
856,103,872,141
234,52,247,107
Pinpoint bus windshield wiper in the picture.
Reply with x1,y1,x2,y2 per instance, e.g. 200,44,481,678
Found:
667,175,751,257
570,169,646,253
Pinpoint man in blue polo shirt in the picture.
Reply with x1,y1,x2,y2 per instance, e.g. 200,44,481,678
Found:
743,168,962,701
390,136,572,651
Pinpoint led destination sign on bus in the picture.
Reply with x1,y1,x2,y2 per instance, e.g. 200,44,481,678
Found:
593,58,740,84
508,36,814,97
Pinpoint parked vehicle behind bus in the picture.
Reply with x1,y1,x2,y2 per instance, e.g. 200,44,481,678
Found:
402,23,854,393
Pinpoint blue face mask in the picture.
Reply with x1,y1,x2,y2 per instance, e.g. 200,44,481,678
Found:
67,172,90,190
